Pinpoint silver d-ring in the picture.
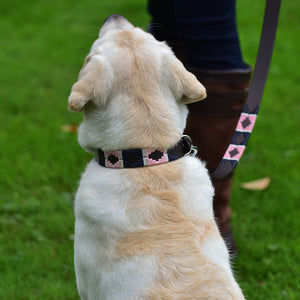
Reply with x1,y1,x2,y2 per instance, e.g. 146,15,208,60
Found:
181,135,193,146
181,135,197,156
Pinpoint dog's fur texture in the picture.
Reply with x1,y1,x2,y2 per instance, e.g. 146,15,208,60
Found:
69,15,245,300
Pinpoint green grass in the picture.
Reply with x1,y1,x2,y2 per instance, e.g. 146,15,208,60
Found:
0,0,299,298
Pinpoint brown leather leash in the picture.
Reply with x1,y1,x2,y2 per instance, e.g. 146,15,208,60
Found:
211,0,282,179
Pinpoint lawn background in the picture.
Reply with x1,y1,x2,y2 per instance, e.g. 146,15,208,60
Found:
0,0,299,299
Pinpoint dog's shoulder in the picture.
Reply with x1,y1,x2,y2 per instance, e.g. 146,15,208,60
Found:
75,156,214,225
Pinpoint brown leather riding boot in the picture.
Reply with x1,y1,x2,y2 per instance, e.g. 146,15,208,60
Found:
184,67,252,253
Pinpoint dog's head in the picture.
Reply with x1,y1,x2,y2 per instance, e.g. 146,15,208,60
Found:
68,15,206,152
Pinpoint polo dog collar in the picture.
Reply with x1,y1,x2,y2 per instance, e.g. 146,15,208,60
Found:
97,135,197,168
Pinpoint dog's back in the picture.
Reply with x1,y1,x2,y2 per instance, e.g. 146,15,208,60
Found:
74,156,244,299
69,15,245,300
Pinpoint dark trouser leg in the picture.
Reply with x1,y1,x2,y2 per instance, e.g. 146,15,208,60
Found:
148,0,246,70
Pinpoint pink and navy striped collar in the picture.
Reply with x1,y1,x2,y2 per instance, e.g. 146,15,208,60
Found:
97,136,197,168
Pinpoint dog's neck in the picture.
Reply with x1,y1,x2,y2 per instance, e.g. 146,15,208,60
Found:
77,94,189,154
97,136,197,168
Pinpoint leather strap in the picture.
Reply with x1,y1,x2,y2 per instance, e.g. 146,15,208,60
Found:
211,0,281,179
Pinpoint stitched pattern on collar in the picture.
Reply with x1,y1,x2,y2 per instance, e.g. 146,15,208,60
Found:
97,136,193,169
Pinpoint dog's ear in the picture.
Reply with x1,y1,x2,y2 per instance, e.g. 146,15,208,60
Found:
68,79,92,112
168,56,206,104
68,56,107,111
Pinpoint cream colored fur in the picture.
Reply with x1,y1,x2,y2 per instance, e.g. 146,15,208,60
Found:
69,15,245,300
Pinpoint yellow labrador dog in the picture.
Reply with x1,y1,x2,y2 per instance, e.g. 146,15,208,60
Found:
69,15,245,300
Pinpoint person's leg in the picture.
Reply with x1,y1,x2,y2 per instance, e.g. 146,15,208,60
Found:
148,0,247,70
184,66,251,251
147,0,177,42
148,0,251,252
172,0,246,70
147,0,186,61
